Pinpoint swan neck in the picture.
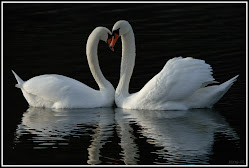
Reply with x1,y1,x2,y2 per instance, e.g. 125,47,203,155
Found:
86,35,111,91
116,27,136,97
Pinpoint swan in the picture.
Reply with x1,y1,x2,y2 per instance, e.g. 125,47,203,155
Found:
12,27,115,109
109,20,239,110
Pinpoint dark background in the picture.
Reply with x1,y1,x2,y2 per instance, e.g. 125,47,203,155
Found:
3,3,246,165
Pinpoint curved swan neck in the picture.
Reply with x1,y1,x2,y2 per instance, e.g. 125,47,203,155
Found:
86,33,111,90
116,25,136,97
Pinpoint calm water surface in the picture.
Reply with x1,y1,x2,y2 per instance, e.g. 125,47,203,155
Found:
3,3,246,165
11,107,240,165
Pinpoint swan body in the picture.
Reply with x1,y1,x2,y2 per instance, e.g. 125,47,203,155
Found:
110,20,238,110
12,27,115,109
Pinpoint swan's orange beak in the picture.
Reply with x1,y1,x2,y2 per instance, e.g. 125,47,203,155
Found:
107,38,114,51
107,38,112,47
109,33,119,52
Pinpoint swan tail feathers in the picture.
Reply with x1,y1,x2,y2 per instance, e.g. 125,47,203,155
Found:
11,70,24,88
208,75,239,107
186,75,239,109
220,75,239,90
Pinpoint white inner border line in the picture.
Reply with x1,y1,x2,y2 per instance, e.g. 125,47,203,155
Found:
1,1,248,167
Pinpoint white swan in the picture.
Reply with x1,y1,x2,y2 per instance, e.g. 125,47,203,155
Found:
12,27,115,109
109,20,238,110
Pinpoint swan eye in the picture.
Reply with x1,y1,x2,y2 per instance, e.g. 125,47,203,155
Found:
113,33,119,40
107,34,112,45
107,38,112,45
108,33,112,39
112,28,120,36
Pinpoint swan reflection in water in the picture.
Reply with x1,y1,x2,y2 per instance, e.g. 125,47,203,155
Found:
14,107,239,165
15,107,115,165
115,108,239,165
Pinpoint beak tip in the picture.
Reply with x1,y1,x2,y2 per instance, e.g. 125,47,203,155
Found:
109,45,114,52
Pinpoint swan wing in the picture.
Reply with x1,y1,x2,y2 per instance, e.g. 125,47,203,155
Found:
134,57,215,106
23,74,98,103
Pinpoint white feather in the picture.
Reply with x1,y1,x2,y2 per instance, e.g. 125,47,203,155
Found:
12,27,114,109
113,20,238,110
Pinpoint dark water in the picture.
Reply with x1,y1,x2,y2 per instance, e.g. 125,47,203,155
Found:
9,107,242,165
3,2,246,165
